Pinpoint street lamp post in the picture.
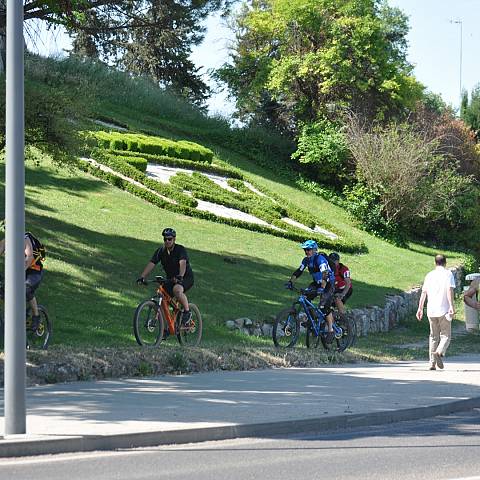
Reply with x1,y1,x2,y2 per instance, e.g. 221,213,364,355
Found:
450,19,463,108
4,0,26,436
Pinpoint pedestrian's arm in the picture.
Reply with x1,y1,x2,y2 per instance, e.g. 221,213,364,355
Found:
447,286,455,316
416,291,427,321
464,279,480,310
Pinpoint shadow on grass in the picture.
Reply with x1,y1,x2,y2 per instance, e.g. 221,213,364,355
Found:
0,162,403,348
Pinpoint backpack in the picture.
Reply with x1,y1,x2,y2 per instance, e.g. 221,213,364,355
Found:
319,252,336,273
25,232,46,267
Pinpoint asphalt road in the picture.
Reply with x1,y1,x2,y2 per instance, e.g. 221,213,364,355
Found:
1,410,480,480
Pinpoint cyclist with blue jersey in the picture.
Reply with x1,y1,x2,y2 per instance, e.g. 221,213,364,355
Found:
286,240,336,342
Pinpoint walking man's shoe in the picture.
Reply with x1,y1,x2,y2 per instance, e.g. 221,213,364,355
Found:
433,352,444,369
429,364,436,371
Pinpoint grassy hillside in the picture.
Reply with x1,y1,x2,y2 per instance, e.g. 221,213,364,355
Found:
0,56,469,349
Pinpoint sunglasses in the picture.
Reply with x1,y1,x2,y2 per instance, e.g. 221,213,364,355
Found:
163,237,174,242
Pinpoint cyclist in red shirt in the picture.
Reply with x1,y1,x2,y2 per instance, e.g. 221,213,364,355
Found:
329,252,352,315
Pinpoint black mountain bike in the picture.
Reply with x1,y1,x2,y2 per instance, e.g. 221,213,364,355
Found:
0,276,51,350
273,285,356,352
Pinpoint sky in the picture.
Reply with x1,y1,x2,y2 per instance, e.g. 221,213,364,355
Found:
25,0,480,116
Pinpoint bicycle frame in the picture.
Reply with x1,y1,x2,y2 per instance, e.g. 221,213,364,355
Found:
296,294,342,337
154,284,181,335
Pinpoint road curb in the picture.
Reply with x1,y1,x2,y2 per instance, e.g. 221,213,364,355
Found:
1,396,480,458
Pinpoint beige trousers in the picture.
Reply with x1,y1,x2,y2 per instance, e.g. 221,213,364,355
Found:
428,315,452,365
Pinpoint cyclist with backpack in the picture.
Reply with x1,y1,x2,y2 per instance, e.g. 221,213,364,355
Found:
329,252,352,316
285,240,336,342
0,231,45,330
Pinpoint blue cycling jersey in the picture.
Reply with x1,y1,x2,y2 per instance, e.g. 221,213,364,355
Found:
296,253,334,286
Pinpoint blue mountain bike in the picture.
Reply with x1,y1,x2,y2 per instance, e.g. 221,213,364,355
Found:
272,285,356,352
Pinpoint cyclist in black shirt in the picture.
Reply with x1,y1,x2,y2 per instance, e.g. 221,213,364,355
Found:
137,228,194,325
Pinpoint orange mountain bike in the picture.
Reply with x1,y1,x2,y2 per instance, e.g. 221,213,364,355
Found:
133,276,202,347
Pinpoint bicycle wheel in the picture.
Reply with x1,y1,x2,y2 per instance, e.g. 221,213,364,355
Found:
133,299,165,347
272,306,301,348
342,314,357,348
26,305,51,350
305,324,321,348
176,303,202,347
320,314,355,352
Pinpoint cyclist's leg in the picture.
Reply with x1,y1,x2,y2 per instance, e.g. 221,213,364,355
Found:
333,289,346,314
319,284,335,332
342,286,352,305
172,277,194,324
26,270,43,329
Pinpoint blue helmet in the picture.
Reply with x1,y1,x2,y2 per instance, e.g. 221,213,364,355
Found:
300,240,318,250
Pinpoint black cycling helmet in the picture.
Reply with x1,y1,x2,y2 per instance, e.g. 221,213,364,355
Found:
162,227,176,238
329,252,340,262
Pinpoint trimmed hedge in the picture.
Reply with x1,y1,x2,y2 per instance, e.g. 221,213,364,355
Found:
122,156,147,172
92,131,214,163
108,149,244,179
90,150,197,208
78,159,364,253
89,133,367,253
171,172,285,223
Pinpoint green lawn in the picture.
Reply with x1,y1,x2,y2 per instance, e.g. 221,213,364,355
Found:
0,81,468,351
0,149,466,350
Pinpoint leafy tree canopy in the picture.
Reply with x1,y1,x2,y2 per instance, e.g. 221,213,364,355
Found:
216,0,424,131
0,1,233,105
461,85,480,140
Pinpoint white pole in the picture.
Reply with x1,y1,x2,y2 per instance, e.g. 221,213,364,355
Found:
4,0,26,436
450,19,463,109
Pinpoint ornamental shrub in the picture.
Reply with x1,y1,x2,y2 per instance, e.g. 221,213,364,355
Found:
292,119,351,186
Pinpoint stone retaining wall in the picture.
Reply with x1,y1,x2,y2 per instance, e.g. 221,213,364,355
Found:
225,267,464,338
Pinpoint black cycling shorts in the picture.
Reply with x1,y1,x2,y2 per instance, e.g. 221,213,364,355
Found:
164,276,194,297
307,282,334,316
334,286,352,304
25,269,44,302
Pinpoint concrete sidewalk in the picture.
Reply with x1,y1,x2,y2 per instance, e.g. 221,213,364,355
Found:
1,355,480,457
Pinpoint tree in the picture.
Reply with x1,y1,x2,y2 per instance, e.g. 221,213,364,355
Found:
0,1,232,105
216,0,423,131
461,85,480,140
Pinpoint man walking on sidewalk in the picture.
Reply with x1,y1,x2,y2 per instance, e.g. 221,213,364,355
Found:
416,254,456,370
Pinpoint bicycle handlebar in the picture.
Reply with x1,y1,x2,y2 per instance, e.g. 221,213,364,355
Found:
138,275,167,286
285,284,314,296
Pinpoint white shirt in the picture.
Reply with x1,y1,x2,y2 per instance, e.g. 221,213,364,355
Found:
422,266,456,318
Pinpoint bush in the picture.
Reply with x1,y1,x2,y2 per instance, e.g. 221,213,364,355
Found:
120,156,147,172
292,119,351,185
345,117,480,248
343,182,404,243
92,131,214,163
109,149,244,178
90,150,197,207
